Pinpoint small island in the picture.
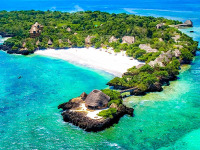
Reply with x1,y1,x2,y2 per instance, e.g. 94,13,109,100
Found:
58,89,133,132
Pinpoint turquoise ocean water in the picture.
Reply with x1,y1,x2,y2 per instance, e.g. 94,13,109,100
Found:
1,0,200,149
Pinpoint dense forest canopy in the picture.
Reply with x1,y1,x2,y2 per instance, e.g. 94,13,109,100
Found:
0,10,182,50
0,10,198,94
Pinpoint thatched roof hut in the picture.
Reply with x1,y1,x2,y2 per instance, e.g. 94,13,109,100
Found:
122,36,135,44
22,42,26,48
172,35,180,42
80,92,87,99
85,90,110,109
174,49,181,57
136,64,145,69
109,36,118,43
85,35,94,45
67,39,72,45
58,39,63,44
29,22,43,38
184,20,193,27
36,40,40,46
139,44,158,53
148,51,176,67
178,20,193,28
48,39,53,45
156,23,164,29
66,27,71,32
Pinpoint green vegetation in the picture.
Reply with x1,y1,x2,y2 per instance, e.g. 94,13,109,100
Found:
0,10,183,51
108,61,180,93
98,108,117,119
101,89,122,106
0,10,198,95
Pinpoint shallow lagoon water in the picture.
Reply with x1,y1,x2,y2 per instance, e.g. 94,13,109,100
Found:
1,1,200,149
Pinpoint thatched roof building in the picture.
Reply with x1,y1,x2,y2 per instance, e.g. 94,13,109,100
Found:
67,39,72,45
58,39,63,44
178,20,193,28
184,20,193,26
22,42,26,48
66,27,71,32
172,35,180,42
80,92,87,99
85,90,110,109
139,44,158,53
36,40,40,46
148,50,179,67
109,36,118,43
122,36,135,44
85,35,94,45
29,22,43,38
156,23,164,29
48,39,53,45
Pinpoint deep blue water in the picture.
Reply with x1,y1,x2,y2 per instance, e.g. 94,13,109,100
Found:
1,0,200,149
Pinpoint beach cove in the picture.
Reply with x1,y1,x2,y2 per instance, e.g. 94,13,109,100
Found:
35,48,143,77
1,0,200,149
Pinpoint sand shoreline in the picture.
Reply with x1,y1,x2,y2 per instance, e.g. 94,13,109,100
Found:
35,47,144,77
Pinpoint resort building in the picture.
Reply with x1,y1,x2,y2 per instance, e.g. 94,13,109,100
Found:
85,35,94,45
156,23,164,29
178,20,193,28
29,22,43,38
122,36,135,44
66,27,71,32
109,36,118,43
48,39,53,45
85,90,110,110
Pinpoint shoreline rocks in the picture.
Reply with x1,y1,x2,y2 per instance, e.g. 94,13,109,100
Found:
0,45,35,55
0,32,14,38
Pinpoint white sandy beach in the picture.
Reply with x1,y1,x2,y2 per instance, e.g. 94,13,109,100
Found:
35,47,144,77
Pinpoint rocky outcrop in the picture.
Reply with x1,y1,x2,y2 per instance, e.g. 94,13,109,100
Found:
0,45,35,55
147,82,163,92
58,99,134,132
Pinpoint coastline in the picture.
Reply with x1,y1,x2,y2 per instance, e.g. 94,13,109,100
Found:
1,4,200,149
34,47,144,77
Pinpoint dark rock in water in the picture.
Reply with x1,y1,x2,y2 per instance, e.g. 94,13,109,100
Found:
7,49,34,55
58,99,134,132
58,100,80,110
130,88,146,96
190,31,194,33
148,82,163,92
0,43,35,55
